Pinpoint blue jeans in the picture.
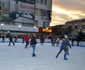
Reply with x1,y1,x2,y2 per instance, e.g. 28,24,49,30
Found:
32,44,36,54
56,48,67,59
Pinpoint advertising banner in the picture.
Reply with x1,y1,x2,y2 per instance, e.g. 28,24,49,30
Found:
0,0,35,24
10,0,35,24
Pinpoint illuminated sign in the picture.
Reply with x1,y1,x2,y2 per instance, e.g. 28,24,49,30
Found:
39,28,52,33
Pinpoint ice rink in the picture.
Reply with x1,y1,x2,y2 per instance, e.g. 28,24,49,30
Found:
0,43,85,70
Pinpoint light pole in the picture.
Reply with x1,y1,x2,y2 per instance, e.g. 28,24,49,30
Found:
1,23,4,30
18,25,21,31
46,27,48,30
34,26,36,32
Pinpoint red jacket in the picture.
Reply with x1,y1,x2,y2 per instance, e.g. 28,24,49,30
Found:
24,35,30,42
42,37,45,42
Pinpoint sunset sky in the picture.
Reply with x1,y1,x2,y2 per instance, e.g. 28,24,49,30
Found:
50,0,85,26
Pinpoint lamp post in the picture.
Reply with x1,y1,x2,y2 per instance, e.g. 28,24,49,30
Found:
1,23,4,30
34,26,36,32
46,27,48,30
18,25,21,31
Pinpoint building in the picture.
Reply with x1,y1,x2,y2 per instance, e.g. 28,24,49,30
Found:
0,0,52,35
65,19,85,35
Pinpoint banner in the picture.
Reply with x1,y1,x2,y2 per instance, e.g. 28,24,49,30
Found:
0,0,35,24
10,0,35,24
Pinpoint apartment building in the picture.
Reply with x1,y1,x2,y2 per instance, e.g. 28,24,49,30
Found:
0,0,52,34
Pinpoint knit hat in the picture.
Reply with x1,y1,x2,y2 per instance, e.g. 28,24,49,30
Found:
64,35,68,38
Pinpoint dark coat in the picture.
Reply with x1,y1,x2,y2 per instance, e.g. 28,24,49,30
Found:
30,36,37,45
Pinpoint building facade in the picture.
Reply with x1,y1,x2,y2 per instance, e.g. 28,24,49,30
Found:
65,19,85,34
0,0,52,34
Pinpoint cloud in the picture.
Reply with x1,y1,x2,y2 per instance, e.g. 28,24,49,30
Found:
50,0,85,26
53,0,85,12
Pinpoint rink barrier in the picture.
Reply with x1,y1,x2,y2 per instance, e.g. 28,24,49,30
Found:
0,38,85,47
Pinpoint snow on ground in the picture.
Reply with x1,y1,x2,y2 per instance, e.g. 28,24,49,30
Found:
0,43,85,70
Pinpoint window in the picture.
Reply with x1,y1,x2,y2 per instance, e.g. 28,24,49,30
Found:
38,9,42,16
35,20,38,27
45,0,47,5
43,0,47,5
35,8,38,16
36,0,38,3
46,22,49,27
40,0,43,4
43,21,46,27
43,21,49,27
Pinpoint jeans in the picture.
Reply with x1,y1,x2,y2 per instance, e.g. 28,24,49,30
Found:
25,42,29,48
8,40,15,46
56,48,67,59
32,44,36,54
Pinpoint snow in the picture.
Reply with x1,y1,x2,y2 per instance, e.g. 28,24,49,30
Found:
0,43,85,70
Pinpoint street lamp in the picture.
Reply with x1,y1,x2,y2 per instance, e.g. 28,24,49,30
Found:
46,27,48,30
34,26,36,32
1,23,4,30
18,25,21,31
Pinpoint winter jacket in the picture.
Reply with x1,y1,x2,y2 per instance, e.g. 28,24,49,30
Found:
24,35,30,42
30,36,37,45
60,39,71,50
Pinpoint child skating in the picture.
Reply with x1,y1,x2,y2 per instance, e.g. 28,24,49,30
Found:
56,35,72,60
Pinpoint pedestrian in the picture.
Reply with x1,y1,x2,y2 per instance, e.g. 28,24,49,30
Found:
76,30,83,46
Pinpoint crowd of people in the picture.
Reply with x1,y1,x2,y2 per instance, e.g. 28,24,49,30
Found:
0,31,84,60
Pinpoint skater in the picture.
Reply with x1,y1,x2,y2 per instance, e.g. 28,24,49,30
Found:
56,37,60,47
14,35,17,43
24,34,30,48
1,33,5,42
40,36,45,45
51,37,56,46
56,35,72,60
8,34,15,46
30,33,37,57
22,36,24,43
71,37,75,46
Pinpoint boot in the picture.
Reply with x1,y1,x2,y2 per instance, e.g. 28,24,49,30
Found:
32,53,36,57
64,58,68,60
55,55,58,58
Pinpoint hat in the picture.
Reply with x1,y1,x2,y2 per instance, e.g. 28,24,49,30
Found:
64,35,68,38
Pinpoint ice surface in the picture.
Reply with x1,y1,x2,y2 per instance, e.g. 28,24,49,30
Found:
0,43,85,70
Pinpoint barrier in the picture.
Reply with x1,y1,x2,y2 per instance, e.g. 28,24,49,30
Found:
0,38,85,47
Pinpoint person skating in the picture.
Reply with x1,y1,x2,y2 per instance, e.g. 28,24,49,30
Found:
8,34,15,46
56,38,60,47
24,34,30,48
51,37,56,46
56,35,72,60
40,36,45,45
30,33,37,57
14,35,17,43
1,33,5,42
